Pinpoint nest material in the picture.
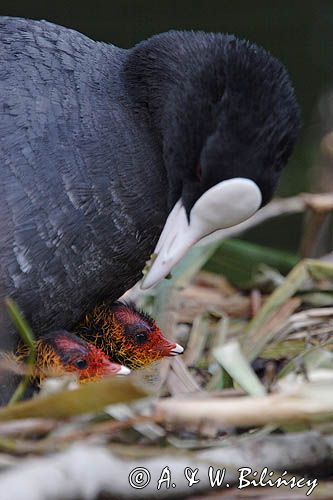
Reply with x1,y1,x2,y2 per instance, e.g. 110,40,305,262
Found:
1,194,333,499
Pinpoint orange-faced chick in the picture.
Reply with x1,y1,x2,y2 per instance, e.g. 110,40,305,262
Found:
76,301,183,369
33,330,130,383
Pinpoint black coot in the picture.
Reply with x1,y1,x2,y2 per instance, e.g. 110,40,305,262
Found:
0,18,300,400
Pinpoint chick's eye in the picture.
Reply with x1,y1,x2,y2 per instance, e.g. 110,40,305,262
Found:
74,359,88,369
135,331,148,344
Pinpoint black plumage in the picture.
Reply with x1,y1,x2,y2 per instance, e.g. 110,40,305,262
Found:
0,18,300,399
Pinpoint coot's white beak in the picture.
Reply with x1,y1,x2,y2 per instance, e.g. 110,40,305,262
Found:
141,178,261,290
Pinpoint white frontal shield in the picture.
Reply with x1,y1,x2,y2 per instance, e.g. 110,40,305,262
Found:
141,178,262,289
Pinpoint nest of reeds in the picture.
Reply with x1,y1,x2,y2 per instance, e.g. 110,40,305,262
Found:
0,194,333,500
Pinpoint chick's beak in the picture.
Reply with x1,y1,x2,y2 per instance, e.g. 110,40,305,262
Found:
168,343,184,356
161,341,184,357
104,361,131,376
117,365,131,376
141,178,262,289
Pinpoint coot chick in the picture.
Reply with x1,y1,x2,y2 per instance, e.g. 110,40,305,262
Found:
76,301,183,369
17,330,130,385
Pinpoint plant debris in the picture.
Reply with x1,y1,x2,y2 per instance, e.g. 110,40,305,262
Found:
0,194,333,499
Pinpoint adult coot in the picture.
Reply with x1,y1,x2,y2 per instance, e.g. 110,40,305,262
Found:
0,18,300,369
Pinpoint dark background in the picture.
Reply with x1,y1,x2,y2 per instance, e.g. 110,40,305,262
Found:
1,1,332,251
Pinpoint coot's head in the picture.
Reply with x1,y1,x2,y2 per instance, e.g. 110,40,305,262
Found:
129,32,301,288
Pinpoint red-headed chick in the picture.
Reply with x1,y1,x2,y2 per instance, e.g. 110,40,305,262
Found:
29,330,130,384
75,301,184,369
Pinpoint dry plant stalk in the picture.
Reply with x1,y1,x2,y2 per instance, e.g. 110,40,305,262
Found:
0,374,149,421
155,382,333,428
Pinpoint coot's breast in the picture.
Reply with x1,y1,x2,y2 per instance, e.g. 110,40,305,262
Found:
0,17,168,348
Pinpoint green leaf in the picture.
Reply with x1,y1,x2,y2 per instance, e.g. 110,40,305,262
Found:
204,239,298,287
5,298,36,405
213,340,266,396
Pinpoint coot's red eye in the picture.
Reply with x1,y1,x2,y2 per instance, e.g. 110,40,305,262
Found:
196,164,202,182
